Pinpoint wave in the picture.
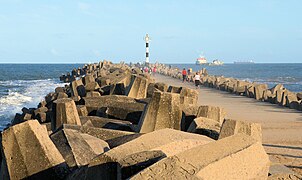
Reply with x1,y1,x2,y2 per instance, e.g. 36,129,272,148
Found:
0,79,66,130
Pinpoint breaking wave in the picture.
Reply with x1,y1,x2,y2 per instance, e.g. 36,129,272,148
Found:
0,79,66,130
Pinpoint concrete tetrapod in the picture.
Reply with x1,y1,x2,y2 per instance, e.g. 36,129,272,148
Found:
131,134,270,180
1,120,69,179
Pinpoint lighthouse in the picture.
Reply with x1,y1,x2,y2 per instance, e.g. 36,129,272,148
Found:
144,34,150,65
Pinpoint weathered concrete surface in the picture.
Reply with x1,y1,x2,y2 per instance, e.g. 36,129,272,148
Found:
83,74,95,85
118,150,166,179
52,98,81,131
147,82,168,98
85,82,100,92
167,85,182,93
151,138,213,157
196,105,226,125
76,105,88,116
254,84,268,101
234,80,250,95
50,129,109,169
181,104,199,131
60,124,134,142
106,133,143,148
86,91,101,97
219,119,262,142
180,87,199,105
80,116,134,132
137,91,183,133
131,134,270,180
86,128,212,179
110,83,126,95
2,120,69,179
71,79,86,98
126,75,149,99
57,92,68,99
187,117,221,140
83,95,146,122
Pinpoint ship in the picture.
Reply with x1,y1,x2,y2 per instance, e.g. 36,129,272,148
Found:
195,56,207,65
234,60,254,64
209,59,224,66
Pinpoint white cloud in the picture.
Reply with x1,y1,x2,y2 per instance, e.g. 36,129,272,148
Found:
50,48,59,56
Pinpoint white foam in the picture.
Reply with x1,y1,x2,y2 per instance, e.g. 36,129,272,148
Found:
0,79,67,128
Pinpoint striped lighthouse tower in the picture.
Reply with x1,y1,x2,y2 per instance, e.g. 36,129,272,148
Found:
144,34,150,65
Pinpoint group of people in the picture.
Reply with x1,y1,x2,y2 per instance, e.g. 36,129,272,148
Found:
182,68,201,89
141,66,157,76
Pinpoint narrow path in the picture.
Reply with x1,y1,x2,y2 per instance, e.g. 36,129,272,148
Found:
154,73,302,175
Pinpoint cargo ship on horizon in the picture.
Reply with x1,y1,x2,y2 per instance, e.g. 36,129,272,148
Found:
195,56,207,65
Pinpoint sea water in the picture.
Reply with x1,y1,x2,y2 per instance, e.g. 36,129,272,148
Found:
0,64,83,130
173,63,302,92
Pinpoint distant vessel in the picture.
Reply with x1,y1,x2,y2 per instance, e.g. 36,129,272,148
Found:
210,59,224,66
196,56,207,65
234,60,255,64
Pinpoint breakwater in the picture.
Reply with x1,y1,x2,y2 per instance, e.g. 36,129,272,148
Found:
0,61,299,179
155,63,302,112
172,63,302,92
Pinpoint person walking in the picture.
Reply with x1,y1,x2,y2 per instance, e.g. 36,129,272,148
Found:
187,68,191,82
182,68,187,83
194,72,201,89
153,66,157,76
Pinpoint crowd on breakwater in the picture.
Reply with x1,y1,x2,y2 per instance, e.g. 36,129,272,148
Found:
0,60,300,179
153,63,302,112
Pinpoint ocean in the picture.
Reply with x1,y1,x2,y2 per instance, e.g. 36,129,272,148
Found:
0,64,83,130
0,63,302,130
172,63,302,92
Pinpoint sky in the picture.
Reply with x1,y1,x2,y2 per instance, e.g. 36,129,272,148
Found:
0,0,301,64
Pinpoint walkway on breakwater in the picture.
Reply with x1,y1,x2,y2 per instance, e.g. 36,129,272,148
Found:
154,73,302,175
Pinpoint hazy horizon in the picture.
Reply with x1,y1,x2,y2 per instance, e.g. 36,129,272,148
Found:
0,0,301,64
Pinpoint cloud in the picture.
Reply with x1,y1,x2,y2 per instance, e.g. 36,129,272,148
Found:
50,48,59,56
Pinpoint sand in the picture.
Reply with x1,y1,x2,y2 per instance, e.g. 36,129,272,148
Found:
154,73,302,176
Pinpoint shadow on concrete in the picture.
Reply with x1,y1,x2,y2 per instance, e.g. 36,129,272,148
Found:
263,144,302,151
286,165,302,170
267,153,302,159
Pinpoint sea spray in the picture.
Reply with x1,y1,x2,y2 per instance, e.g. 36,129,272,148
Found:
0,79,66,130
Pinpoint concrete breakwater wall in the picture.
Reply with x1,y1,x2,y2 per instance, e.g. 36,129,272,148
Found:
155,63,302,112
0,61,298,179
